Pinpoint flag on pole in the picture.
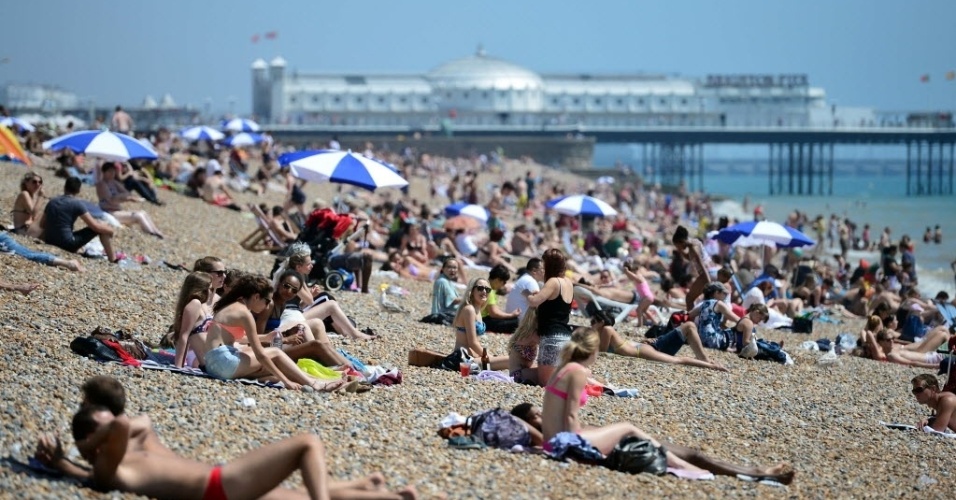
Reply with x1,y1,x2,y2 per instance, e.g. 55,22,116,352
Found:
946,71,956,81
920,74,930,83
251,34,260,43
264,31,278,40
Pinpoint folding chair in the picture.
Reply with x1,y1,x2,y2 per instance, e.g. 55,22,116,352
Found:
239,204,287,253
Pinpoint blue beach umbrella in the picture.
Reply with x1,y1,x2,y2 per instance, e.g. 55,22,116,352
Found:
445,202,489,222
715,221,815,248
42,130,158,162
223,132,264,147
180,126,225,142
221,118,260,132
280,149,408,191
546,194,618,217
0,117,35,132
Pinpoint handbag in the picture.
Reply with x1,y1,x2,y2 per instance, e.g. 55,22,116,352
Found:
604,436,668,475
792,317,813,334
437,347,473,371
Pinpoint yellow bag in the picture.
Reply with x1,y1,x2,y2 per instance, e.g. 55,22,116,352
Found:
296,359,342,380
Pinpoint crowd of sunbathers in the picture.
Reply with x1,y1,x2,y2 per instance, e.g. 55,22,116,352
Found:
7,129,956,497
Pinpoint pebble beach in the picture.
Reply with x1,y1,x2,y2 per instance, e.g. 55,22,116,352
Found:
1,159,954,499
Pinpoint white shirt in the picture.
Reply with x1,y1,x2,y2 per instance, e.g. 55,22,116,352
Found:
455,233,479,256
742,287,765,310
506,273,540,320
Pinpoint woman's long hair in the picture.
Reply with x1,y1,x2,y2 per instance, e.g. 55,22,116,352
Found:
272,242,311,287
508,307,538,350
542,248,567,280
172,272,211,343
558,326,599,366
454,277,486,325
215,274,273,313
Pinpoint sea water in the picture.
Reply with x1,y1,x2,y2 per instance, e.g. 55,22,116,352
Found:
703,174,955,297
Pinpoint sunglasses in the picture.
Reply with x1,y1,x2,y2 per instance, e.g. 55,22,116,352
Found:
210,270,227,276
281,282,301,293
474,285,492,293
31,179,43,184
912,386,927,395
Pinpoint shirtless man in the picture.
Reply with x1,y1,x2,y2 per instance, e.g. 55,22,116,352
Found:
110,106,134,134
35,377,416,500
911,374,956,433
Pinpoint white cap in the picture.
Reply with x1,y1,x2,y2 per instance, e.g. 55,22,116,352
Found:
206,159,223,175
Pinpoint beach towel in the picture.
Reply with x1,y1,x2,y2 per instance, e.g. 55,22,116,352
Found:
879,421,956,438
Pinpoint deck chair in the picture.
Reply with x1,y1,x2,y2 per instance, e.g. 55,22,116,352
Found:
239,204,287,253
573,286,638,325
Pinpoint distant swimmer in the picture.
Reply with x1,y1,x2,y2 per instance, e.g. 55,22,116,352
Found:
934,225,942,244
924,227,933,244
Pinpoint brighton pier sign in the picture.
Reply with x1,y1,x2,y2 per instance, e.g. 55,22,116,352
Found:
704,74,809,88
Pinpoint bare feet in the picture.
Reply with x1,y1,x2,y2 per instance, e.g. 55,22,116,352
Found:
67,260,87,273
14,283,40,296
398,485,418,500
764,463,795,485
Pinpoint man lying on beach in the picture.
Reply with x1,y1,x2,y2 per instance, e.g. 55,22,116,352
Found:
911,374,956,433
34,376,417,500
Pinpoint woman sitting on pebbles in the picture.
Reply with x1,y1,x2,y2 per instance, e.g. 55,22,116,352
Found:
194,256,227,304
11,171,45,237
200,273,351,392
590,309,726,371
508,307,540,384
275,244,377,340
171,271,214,368
448,277,508,370
95,162,165,239
541,327,795,484
256,269,359,374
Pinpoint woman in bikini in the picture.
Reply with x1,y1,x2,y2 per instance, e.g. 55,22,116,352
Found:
451,277,508,369
399,221,429,263
12,171,45,237
508,307,540,384
172,272,214,368
199,274,349,392
255,270,358,373
590,309,726,371
381,251,437,283
541,327,795,484
193,256,226,305
95,162,165,238
275,246,376,340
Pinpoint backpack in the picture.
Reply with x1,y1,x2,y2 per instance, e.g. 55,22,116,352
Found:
604,436,667,475
666,311,689,329
466,408,530,449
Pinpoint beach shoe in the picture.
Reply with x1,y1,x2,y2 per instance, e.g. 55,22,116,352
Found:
740,338,759,359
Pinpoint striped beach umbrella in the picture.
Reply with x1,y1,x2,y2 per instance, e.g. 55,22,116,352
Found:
0,117,35,132
546,195,618,217
180,126,225,142
280,149,408,191
223,132,264,147
445,202,489,222
221,118,261,132
42,130,158,161
715,221,815,248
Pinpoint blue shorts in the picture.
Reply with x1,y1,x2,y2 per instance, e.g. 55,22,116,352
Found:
652,328,687,356
205,345,241,379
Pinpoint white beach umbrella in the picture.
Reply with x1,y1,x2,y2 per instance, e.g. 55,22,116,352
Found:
180,126,225,142
445,202,489,222
546,194,618,217
42,130,158,161
223,132,264,147
0,117,35,132
715,221,815,248
221,118,261,132
279,149,408,191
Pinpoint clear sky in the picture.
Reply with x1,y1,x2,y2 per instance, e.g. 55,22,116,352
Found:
3,0,955,115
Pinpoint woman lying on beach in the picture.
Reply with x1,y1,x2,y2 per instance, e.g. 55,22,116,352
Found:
275,244,376,340
11,171,45,237
255,270,357,373
508,307,540,384
95,162,164,238
381,250,437,282
540,327,795,484
576,262,656,326
449,277,508,370
872,330,947,369
199,274,350,391
590,309,726,371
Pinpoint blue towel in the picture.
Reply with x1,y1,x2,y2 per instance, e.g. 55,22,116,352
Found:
337,348,368,373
